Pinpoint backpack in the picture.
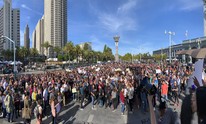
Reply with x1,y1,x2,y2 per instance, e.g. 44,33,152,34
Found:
34,105,39,118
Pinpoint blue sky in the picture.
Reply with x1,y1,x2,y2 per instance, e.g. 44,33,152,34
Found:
0,0,204,55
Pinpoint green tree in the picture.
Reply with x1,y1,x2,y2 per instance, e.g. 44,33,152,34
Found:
82,43,91,63
63,41,75,61
74,45,82,63
42,41,52,58
30,48,39,57
53,46,62,58
18,47,29,60
2,49,12,60
122,53,132,61
103,45,114,61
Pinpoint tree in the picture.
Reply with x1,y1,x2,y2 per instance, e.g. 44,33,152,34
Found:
18,47,29,60
63,41,75,61
103,45,114,61
42,41,52,58
74,45,82,63
53,46,62,58
2,49,12,60
30,48,39,57
122,53,132,61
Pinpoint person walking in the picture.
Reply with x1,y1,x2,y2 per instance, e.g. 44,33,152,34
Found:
36,100,43,124
50,96,57,124
161,80,168,102
22,95,31,124
111,88,117,112
120,88,125,115
79,83,85,110
172,81,179,106
4,90,14,123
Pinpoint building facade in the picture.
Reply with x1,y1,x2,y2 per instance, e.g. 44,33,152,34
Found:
24,24,30,49
0,0,20,54
44,0,67,57
11,9,20,48
153,37,206,62
203,0,206,36
32,16,44,55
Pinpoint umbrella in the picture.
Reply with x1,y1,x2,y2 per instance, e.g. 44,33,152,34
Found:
16,61,23,64
190,48,206,58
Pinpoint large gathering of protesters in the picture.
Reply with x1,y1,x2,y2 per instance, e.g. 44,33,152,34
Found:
0,61,206,124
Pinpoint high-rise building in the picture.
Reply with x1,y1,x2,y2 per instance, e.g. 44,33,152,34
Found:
32,30,36,49
204,0,206,36
44,0,67,57
32,16,44,55
24,24,30,49
12,8,20,47
0,0,20,53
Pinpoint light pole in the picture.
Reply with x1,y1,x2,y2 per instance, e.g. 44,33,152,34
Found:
113,35,120,62
165,30,175,64
1,36,17,74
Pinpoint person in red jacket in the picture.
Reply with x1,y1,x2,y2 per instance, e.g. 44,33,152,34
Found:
120,88,125,115
161,80,168,102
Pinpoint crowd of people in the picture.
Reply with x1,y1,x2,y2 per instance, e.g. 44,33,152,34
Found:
0,61,205,124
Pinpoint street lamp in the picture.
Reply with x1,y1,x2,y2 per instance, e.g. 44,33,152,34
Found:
165,30,175,64
113,35,120,62
1,35,17,74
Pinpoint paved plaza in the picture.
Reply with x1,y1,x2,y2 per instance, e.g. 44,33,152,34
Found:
0,95,187,124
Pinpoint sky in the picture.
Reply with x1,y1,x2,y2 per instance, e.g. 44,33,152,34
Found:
0,0,204,55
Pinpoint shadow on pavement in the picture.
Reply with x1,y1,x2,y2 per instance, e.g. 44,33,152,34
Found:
42,102,79,124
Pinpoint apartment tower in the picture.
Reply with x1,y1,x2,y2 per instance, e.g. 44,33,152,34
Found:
24,24,30,49
44,0,67,57
0,0,20,53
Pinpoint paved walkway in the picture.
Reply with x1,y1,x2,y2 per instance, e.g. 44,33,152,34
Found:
0,93,198,124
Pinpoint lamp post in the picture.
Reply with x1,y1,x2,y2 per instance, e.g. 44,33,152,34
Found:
1,36,17,74
113,35,120,62
165,30,175,64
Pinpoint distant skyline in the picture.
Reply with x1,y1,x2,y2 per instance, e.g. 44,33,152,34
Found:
0,0,204,55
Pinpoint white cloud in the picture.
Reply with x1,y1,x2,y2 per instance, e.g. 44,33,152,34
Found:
179,0,202,11
99,13,137,33
21,4,32,11
117,0,138,14
21,4,43,16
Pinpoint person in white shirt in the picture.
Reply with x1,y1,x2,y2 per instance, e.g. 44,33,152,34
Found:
128,84,134,113
43,86,48,116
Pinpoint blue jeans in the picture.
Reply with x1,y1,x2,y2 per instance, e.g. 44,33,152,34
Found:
73,93,76,100
162,94,168,102
52,115,57,124
7,111,13,122
99,99,103,107
91,96,95,107
142,100,147,113
2,107,7,118
120,102,125,113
